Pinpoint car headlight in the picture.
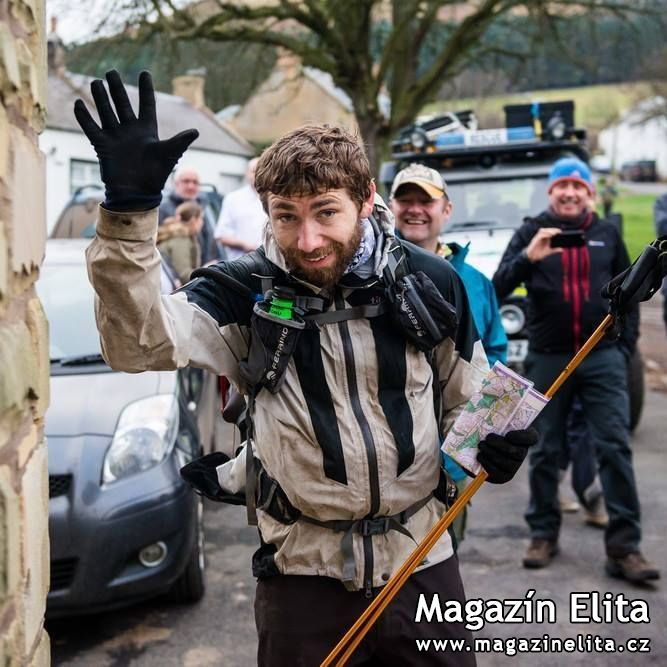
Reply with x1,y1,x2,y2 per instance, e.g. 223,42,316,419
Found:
500,304,525,336
547,114,566,140
410,128,427,151
103,395,179,484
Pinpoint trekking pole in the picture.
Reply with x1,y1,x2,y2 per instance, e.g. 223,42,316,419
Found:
321,313,615,667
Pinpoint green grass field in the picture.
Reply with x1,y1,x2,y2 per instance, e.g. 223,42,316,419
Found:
609,191,656,261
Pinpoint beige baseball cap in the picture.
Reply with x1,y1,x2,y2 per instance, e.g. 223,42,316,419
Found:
390,163,448,200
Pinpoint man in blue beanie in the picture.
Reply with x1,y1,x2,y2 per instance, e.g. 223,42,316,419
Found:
493,157,659,583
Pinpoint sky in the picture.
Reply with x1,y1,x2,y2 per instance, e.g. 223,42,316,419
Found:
48,1,106,44
48,0,174,45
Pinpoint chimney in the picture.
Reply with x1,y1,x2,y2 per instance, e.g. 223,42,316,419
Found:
172,69,207,109
47,16,66,77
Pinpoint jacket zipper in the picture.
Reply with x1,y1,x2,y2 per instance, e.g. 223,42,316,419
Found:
336,293,380,596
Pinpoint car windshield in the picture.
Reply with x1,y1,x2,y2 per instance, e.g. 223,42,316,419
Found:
446,176,549,229
36,263,101,361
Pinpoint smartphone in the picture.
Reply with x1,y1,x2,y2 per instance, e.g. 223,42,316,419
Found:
550,230,586,248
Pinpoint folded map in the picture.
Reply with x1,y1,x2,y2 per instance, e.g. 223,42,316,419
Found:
441,361,549,475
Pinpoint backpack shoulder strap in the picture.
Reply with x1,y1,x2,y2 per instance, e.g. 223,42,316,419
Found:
383,237,410,286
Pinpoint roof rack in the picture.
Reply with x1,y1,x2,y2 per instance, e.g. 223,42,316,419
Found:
391,100,587,162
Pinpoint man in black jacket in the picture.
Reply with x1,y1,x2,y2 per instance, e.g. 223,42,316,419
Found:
493,157,659,583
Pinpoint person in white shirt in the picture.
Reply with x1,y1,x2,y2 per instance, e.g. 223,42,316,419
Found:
215,158,267,260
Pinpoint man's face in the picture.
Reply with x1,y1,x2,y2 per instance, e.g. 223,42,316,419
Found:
391,184,451,249
269,185,375,288
175,169,200,200
549,180,590,219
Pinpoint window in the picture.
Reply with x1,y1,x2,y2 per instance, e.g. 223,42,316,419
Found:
70,159,102,194
447,176,549,229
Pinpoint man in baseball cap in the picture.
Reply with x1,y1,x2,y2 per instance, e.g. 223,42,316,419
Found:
389,163,452,253
390,162,448,200
390,163,508,542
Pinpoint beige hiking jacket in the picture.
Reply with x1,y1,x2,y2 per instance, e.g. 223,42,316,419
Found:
86,199,488,590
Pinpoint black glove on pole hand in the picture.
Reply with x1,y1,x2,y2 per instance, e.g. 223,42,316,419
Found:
477,427,538,484
73,70,199,212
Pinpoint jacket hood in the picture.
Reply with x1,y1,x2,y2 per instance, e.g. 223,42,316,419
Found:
261,193,397,292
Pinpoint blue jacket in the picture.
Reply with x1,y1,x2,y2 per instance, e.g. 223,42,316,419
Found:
392,232,507,481
442,242,507,367
440,242,508,482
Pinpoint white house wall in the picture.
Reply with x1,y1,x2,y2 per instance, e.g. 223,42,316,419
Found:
40,128,95,232
40,128,248,233
598,115,667,180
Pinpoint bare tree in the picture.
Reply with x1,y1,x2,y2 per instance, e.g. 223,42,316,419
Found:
69,0,657,172
628,46,667,128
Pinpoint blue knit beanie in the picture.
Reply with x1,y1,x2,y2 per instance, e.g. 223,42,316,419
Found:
548,157,593,194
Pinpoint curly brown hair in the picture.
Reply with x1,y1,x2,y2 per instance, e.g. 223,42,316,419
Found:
254,124,373,211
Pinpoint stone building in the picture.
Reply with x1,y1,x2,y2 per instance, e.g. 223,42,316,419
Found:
224,50,357,146
0,1,51,664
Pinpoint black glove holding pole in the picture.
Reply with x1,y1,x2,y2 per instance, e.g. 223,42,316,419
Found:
477,427,538,484
73,70,199,211
602,236,667,316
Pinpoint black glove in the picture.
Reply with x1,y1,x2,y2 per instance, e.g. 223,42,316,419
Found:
477,427,538,484
73,70,199,211
180,451,245,505
601,236,667,316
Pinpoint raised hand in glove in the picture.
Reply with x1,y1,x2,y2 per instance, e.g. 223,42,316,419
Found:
477,427,538,484
73,70,199,211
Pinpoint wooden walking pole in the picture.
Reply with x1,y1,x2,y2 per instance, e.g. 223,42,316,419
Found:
321,313,615,667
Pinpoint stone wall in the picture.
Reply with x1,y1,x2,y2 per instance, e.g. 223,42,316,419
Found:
0,0,50,664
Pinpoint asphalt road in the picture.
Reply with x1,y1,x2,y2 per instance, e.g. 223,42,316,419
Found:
48,304,667,667
617,181,666,196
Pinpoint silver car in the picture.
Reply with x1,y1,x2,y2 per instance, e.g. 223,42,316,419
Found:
39,239,225,616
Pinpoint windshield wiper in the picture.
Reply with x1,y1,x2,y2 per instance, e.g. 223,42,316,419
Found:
56,353,106,367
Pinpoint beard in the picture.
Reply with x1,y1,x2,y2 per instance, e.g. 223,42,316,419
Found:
282,222,363,288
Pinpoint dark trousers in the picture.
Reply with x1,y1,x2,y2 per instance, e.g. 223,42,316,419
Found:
560,398,602,510
255,556,476,667
524,346,641,557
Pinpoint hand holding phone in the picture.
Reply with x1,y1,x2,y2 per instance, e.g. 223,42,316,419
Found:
550,230,586,248
525,228,564,262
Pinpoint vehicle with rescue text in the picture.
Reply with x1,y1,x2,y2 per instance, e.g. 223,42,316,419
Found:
381,101,644,429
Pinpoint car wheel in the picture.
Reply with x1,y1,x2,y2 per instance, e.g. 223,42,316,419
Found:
169,498,206,603
627,349,644,432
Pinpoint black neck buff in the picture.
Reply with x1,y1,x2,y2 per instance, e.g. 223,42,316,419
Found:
546,206,590,229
